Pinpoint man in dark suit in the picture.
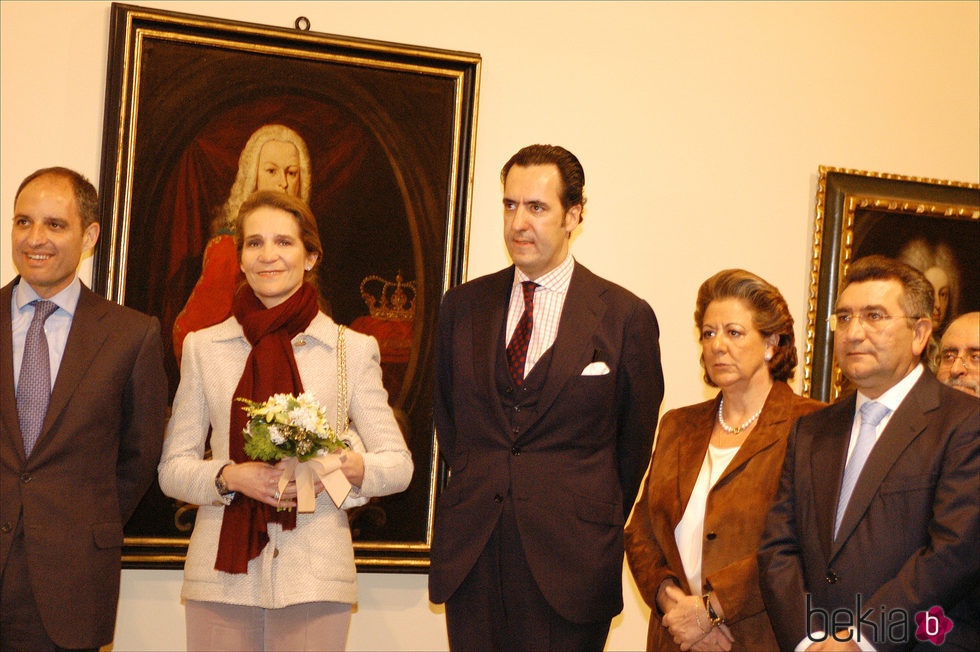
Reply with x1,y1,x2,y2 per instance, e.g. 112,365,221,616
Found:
759,255,978,652
428,145,664,650
1,168,167,651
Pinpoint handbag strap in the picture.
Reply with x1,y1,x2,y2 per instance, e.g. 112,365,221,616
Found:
336,324,349,436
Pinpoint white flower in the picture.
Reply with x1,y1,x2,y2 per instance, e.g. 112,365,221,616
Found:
296,392,316,406
269,393,292,411
268,424,287,445
290,405,321,433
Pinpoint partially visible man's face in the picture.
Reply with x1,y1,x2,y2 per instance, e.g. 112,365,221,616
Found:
502,164,580,281
937,312,980,398
11,175,99,299
833,279,931,398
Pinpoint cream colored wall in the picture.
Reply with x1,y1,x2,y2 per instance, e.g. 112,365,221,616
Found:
2,1,977,650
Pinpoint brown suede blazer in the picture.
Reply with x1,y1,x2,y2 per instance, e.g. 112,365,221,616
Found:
625,381,823,651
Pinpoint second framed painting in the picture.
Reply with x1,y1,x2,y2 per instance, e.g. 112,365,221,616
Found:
803,166,979,403
95,3,480,570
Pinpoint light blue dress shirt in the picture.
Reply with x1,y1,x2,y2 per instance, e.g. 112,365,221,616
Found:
11,276,82,392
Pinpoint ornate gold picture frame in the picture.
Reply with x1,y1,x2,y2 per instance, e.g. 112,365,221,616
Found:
803,166,979,402
95,3,480,570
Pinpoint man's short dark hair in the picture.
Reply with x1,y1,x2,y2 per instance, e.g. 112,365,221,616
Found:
843,255,935,320
15,167,99,227
500,145,587,219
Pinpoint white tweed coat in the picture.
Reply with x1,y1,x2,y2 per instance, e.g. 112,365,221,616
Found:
158,312,413,608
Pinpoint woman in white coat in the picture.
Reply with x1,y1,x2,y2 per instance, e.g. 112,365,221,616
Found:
158,190,413,650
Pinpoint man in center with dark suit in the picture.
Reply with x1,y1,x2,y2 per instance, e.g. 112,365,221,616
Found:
428,144,665,650
758,255,978,652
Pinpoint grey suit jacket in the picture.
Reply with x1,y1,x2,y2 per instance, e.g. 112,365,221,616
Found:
0,278,167,648
428,262,664,623
759,371,979,651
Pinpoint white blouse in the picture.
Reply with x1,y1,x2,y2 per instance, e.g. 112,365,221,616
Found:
674,443,741,594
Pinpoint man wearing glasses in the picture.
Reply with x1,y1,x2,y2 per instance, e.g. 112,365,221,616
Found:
759,255,978,651
937,311,980,398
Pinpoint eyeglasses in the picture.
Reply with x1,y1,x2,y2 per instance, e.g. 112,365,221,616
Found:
938,350,980,370
828,310,913,333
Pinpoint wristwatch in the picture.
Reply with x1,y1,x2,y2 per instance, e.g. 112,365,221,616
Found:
215,463,235,497
703,592,727,627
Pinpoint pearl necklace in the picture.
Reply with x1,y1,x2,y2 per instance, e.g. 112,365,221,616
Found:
717,397,763,435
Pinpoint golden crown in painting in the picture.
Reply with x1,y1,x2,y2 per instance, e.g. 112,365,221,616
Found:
360,272,416,322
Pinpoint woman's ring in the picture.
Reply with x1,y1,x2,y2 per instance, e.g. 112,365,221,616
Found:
274,490,281,500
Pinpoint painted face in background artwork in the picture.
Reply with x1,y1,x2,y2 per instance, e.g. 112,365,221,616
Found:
11,174,99,299
937,312,980,397
255,140,301,196
502,164,581,281
239,206,317,308
700,298,777,392
923,266,950,329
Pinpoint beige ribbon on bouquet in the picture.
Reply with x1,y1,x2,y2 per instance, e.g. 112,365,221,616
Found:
276,325,353,513
276,454,352,512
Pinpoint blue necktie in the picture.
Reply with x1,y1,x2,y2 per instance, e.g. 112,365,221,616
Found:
834,400,890,538
17,300,58,457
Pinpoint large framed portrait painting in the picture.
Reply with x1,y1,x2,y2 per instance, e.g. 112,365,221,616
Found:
803,167,979,402
95,3,480,570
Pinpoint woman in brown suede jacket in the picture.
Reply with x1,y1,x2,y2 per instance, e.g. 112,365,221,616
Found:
625,270,823,651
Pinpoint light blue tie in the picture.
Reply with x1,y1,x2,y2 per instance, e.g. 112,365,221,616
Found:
16,300,58,457
834,400,890,538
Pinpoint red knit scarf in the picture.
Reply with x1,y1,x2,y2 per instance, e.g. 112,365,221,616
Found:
214,282,318,574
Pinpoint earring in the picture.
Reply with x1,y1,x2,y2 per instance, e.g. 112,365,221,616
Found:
305,266,312,271
765,354,772,361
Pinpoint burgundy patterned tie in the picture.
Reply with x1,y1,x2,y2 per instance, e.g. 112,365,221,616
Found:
506,282,538,385
17,300,58,457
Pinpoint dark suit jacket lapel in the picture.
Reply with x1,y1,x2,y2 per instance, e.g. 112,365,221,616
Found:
471,268,514,435
812,394,855,563
831,374,938,557
33,286,111,456
1,280,25,462
521,264,603,436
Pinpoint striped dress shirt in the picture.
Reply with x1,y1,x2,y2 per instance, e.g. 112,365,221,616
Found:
505,254,575,379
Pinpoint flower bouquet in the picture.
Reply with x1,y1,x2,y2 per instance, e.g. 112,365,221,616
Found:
237,392,352,511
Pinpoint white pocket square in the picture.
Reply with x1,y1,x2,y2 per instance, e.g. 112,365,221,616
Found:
581,361,610,376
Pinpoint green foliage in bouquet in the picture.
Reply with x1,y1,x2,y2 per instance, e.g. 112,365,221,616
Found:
237,393,348,463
